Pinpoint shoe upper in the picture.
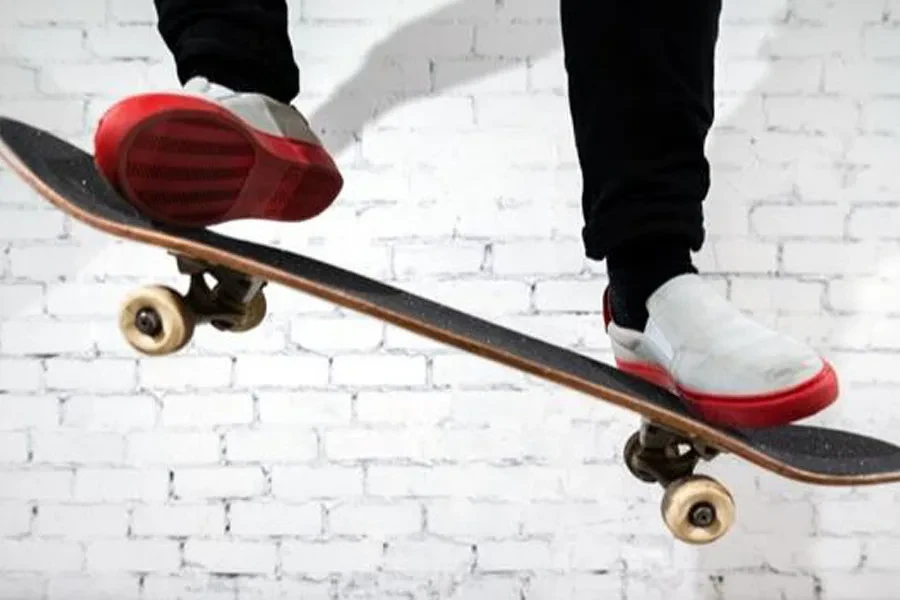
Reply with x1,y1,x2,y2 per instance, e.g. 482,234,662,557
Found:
183,76,323,147
606,274,825,396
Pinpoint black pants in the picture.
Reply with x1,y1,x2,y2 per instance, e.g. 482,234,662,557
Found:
153,0,721,262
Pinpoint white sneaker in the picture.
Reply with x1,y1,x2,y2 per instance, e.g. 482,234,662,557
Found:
93,76,342,226
604,274,838,428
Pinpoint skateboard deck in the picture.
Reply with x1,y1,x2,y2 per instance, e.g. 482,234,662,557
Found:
2,116,900,544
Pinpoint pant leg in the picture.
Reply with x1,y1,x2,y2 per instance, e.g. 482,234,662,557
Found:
560,0,722,262
154,0,299,104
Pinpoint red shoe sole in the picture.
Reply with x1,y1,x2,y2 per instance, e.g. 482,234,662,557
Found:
615,358,839,428
94,93,342,227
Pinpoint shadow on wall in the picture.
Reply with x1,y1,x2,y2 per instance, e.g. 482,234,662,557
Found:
301,0,561,158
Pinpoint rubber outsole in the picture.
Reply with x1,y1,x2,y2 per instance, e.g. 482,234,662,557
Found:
614,357,839,429
94,93,342,227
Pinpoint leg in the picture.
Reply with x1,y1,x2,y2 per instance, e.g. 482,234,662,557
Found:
92,0,342,227
154,0,299,103
560,0,838,428
561,0,718,329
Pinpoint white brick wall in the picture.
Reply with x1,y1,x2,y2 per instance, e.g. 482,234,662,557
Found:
1,0,900,597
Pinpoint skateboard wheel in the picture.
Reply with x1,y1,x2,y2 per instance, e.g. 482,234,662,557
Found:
225,291,267,333
661,475,734,544
119,285,195,355
623,431,658,483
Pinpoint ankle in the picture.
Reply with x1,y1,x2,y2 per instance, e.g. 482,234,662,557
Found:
606,236,697,330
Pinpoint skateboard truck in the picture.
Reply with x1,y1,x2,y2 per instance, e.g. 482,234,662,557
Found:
118,253,268,355
623,421,734,544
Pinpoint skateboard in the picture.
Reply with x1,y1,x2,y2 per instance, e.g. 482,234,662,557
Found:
2,116,900,545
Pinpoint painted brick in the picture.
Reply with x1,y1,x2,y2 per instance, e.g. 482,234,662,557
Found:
0,3,898,596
